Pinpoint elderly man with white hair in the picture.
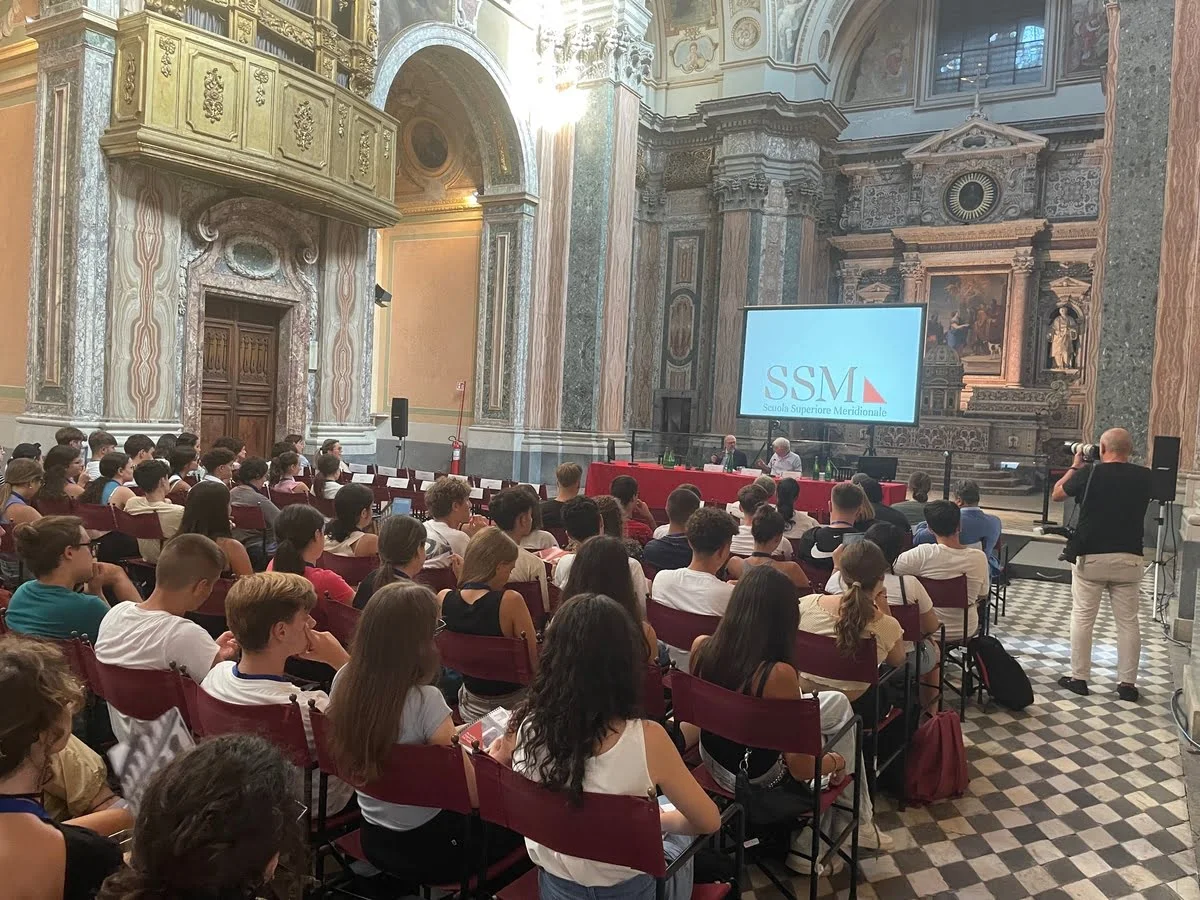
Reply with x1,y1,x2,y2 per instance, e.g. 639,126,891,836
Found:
766,437,804,476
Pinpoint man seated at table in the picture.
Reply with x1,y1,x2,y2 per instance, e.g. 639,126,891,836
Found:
710,434,747,469
795,482,870,572
729,484,793,559
760,438,804,476
851,473,911,534
914,479,1002,577
643,487,701,572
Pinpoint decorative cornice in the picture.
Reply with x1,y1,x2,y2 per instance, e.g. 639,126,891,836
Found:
697,93,847,142
711,173,769,211
539,22,654,89
893,219,1050,250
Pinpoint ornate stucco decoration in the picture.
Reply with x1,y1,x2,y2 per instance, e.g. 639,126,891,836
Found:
711,173,769,211
539,22,655,90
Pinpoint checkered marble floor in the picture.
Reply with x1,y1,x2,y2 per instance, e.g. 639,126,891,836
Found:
743,577,1198,899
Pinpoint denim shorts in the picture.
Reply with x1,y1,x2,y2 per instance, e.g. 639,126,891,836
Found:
536,834,694,900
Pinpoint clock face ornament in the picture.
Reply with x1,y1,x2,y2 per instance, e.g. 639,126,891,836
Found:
946,172,998,222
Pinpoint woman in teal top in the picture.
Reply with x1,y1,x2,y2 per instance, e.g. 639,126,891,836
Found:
5,516,140,641
78,452,134,509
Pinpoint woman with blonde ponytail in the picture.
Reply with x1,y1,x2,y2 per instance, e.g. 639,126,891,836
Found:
796,539,905,704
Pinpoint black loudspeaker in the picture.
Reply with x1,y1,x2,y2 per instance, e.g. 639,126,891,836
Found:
391,398,409,439
374,284,392,307
1150,435,1181,502
606,439,616,463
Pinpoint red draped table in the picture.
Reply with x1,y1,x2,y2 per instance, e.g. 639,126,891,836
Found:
585,461,906,512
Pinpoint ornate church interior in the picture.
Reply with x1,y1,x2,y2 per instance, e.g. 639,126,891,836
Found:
2,0,1200,897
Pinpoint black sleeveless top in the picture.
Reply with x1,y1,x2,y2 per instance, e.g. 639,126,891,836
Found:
0,794,122,899
696,664,782,781
441,588,521,696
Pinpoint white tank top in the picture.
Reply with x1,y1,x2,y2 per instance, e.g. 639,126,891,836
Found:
512,718,653,886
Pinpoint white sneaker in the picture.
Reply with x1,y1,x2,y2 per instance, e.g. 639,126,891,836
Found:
786,830,846,876
856,824,894,851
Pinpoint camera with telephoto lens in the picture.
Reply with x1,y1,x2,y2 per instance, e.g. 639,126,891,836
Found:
1068,441,1100,462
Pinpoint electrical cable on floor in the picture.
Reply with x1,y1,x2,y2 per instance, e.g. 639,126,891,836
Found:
1171,688,1200,754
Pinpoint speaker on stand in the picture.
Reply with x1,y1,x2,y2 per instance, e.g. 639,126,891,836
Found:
391,397,409,471
1150,435,1181,624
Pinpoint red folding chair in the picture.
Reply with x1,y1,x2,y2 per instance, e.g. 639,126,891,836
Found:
508,580,547,629
794,631,909,797
230,504,268,531
318,593,361,647
415,567,458,592
470,742,742,900
90,657,195,730
111,508,164,576
917,575,971,719
76,503,116,532
192,577,236,620
312,496,336,518
317,553,379,588
435,630,535,691
646,599,721,659
798,560,830,593
271,490,311,508
34,497,76,516
548,527,568,548
668,671,861,900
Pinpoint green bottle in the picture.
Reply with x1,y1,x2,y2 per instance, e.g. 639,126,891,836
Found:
725,451,735,473
811,456,820,480
825,459,835,482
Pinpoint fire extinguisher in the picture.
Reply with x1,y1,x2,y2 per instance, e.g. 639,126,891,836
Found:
449,380,467,474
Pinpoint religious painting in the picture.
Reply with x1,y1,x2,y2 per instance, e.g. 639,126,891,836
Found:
666,295,695,363
842,0,917,105
774,0,810,62
664,0,715,35
670,34,717,73
927,273,1009,376
1064,0,1108,78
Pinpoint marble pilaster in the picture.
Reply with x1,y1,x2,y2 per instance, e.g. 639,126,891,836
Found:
899,252,925,303
21,4,118,434
783,176,822,305
1090,0,1176,452
1006,249,1037,385
628,151,667,431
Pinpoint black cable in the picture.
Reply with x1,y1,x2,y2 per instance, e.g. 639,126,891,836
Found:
1171,688,1200,753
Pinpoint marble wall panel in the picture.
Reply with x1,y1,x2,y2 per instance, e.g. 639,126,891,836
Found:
712,209,751,431
629,218,665,430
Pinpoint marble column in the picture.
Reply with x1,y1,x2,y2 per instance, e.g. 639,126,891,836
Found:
1089,0,1176,452
20,0,120,437
783,176,822,305
1006,249,1037,385
628,152,667,431
899,252,925,303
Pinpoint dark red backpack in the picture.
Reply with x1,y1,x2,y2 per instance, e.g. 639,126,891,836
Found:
905,710,969,805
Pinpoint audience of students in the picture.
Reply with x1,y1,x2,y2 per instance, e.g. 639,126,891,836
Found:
730,483,793,558
892,471,932,527
329,581,523,884
80,452,135,509
726,506,811,591
540,462,581,529
689,565,882,868
795,482,870,572
0,638,126,900
310,453,342,500
916,480,1003,576
230,457,280,569
152,433,177,460
123,460,184,563
643,486,701,571
651,508,739,669
285,433,311,470
487,487,550,607
596,494,645,561
321,439,350,474
1,458,44,525
438,527,539,722
851,474,912,534
893,499,989,643
323,483,379,557
552,496,649,601
268,503,354,604
167,446,198,496
422,476,486,570
609,475,656,543
123,434,155,466
212,437,247,465
6,516,139,640
200,572,354,812
93,534,236,741
39,444,86,502
85,431,118,484
96,734,297,900
490,593,720,899
353,514,427,609
179,481,254,577
561,535,658,659
776,477,819,538
516,483,558,551
200,448,236,487
268,450,309,494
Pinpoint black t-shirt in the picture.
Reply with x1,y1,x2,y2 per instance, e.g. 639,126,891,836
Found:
796,524,866,571
867,504,912,535
642,533,692,571
1063,462,1152,556
540,499,564,529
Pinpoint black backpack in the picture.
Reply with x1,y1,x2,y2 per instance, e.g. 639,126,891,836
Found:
968,635,1033,710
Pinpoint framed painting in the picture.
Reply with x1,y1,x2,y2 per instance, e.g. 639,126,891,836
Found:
926,272,1009,376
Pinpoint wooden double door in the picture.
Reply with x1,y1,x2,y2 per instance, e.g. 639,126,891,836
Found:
200,297,281,458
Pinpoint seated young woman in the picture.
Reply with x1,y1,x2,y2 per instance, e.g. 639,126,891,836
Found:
596,494,644,561
353,514,426,609
229,457,281,570
328,581,523,886
311,454,343,500
267,504,354,604
97,734,298,900
39,445,86,503
489,593,721,899
516,484,558,551
167,446,198,497
796,540,905,718
178,480,254,577
268,450,310,495
690,565,887,867
437,526,538,723
826,523,941,710
0,638,128,900
323,483,379,558
725,506,811,591
80,452,135,509
561,535,659,661
0,458,44,526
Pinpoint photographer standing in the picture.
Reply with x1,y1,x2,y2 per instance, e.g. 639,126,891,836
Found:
1051,428,1151,702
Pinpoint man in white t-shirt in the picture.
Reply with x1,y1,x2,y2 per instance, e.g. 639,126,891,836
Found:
94,534,236,743
83,430,117,486
122,459,184,563
893,500,989,643
729,483,793,559
552,496,649,601
488,486,549,609
422,477,487,570
652,507,740,669
201,570,355,813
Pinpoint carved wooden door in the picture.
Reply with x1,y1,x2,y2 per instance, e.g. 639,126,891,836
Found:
201,298,279,458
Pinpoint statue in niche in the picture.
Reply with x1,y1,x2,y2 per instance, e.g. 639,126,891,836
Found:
1048,307,1080,370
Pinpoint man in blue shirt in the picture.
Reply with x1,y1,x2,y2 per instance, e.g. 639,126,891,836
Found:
914,479,1002,576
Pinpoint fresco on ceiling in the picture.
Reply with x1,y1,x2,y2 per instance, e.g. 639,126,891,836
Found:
379,0,452,54
1,0,36,46
665,0,716,35
843,0,917,105
774,0,809,61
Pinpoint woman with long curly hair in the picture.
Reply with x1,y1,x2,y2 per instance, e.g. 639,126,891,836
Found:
327,582,521,886
97,734,299,900
39,444,86,502
560,535,658,661
490,593,719,899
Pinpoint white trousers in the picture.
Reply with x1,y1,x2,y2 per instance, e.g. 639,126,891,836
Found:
1071,552,1143,685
